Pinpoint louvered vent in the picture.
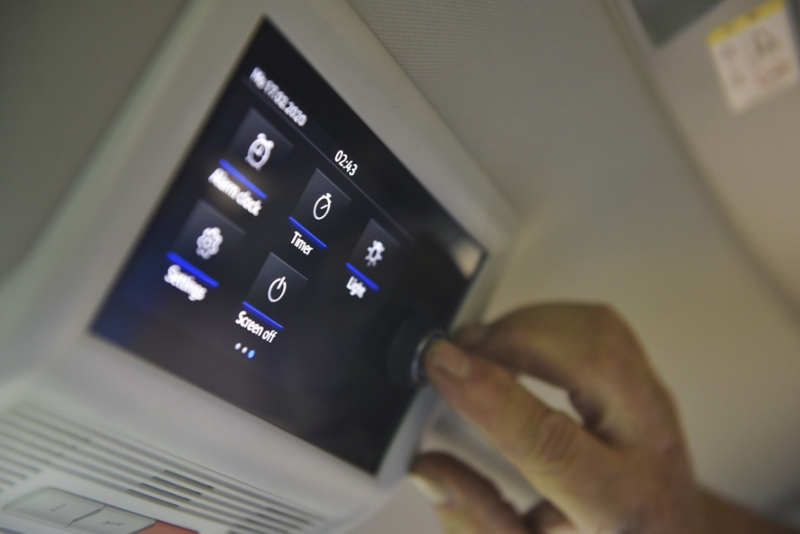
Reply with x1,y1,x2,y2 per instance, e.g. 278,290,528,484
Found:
0,446,37,493
0,404,328,534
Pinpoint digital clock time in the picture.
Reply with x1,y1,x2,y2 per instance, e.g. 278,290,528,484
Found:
334,150,358,176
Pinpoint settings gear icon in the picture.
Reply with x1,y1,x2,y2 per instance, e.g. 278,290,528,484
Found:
365,240,385,267
196,227,223,259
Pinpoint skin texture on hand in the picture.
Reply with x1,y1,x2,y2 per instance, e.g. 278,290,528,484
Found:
411,304,797,534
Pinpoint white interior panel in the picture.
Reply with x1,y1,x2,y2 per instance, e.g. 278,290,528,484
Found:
0,0,186,281
2,1,800,533
609,0,800,311
347,1,800,531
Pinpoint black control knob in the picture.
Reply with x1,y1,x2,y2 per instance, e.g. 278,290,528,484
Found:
385,314,447,387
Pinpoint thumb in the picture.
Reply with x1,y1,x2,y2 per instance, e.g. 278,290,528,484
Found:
523,501,577,534
411,452,529,534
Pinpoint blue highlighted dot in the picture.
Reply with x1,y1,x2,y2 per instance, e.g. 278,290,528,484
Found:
248,350,255,359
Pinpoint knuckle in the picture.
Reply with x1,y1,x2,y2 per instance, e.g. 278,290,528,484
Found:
586,303,622,334
589,304,629,342
527,411,580,473
587,305,645,379
503,327,537,363
593,347,633,383
592,303,624,324
649,421,686,458
490,318,530,349
468,360,515,409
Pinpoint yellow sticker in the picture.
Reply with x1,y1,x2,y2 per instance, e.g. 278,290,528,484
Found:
707,0,800,112
708,0,786,45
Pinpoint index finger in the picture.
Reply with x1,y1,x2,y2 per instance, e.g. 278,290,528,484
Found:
424,340,621,529
456,304,678,449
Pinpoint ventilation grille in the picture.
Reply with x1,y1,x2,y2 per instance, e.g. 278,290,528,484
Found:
0,404,327,534
0,445,37,494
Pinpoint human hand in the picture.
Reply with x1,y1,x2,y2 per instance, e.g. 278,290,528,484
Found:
411,304,713,534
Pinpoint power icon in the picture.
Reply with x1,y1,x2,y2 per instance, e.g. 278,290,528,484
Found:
268,276,287,302
313,193,332,220
245,253,308,322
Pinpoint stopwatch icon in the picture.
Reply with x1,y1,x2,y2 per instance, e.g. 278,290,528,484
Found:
313,193,332,220
268,276,287,302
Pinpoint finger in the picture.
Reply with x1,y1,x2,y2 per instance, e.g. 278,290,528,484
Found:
424,341,621,529
411,453,528,534
523,501,575,534
455,304,677,448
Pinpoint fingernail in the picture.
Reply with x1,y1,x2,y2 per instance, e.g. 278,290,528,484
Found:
409,474,451,506
428,342,471,379
455,323,488,348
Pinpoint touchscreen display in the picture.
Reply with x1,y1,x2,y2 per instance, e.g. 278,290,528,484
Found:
93,19,485,473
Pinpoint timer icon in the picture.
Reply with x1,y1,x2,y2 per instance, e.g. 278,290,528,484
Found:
313,193,332,220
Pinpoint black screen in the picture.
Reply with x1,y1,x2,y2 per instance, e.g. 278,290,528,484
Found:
92,20,485,473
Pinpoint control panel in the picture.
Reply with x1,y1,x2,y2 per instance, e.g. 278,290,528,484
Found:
92,19,485,474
